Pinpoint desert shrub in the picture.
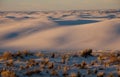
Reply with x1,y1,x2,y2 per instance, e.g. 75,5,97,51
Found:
90,60,97,66
97,55,105,61
93,69,98,74
1,70,16,77
87,69,92,75
62,66,69,77
80,49,92,57
109,54,120,64
15,50,32,58
51,53,55,58
44,58,49,65
98,67,104,70
12,51,23,59
22,50,30,56
57,65,62,70
61,58,65,64
117,70,120,77
5,59,14,67
61,54,70,64
25,69,41,76
32,69,41,74
35,52,44,57
77,72,81,77
2,52,13,60
62,71,68,77
70,72,81,77
40,63,45,69
25,70,33,76
41,58,49,65
63,66,69,73
107,73,114,77
27,59,38,67
79,61,87,69
48,62,54,69
50,69,58,76
19,65,24,70
97,72,105,77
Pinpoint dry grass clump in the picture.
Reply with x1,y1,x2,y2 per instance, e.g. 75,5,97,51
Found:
47,62,54,69
35,52,44,57
107,73,114,77
12,50,33,60
74,61,88,69
21,50,32,56
70,72,77,77
80,49,92,57
77,72,81,77
97,55,106,61
1,70,17,77
62,66,69,77
63,66,69,73
19,65,25,70
50,69,58,76
26,59,39,68
87,69,92,75
97,72,105,77
25,69,41,76
80,61,87,69
70,72,81,77
51,53,55,58
41,58,49,65
93,68,98,74
108,54,120,64
61,54,70,64
90,60,97,66
117,70,120,77
1,51,13,60
5,59,14,67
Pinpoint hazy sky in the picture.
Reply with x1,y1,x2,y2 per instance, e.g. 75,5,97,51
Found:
0,0,120,11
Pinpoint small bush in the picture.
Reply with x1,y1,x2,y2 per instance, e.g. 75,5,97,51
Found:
1,70,16,77
93,69,98,74
25,69,41,76
97,72,105,77
26,59,38,67
63,66,69,73
77,72,81,77
80,49,92,57
51,53,55,58
79,61,87,69
117,70,120,77
48,62,54,69
2,52,13,60
109,54,120,64
35,52,44,57
70,72,77,77
50,69,58,76
5,59,14,67
62,66,69,77
107,73,114,77
87,69,92,75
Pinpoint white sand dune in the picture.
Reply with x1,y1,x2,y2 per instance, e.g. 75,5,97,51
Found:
0,11,120,51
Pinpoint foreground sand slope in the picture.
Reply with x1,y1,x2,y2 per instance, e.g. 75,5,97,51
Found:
0,17,120,50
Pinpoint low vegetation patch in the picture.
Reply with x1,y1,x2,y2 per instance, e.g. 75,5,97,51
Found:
0,49,119,77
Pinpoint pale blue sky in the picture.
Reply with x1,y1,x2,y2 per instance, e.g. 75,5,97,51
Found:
0,0,120,11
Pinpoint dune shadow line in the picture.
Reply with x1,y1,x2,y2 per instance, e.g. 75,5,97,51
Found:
55,20,99,26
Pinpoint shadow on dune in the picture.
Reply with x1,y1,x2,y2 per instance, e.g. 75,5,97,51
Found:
80,14,116,19
0,19,99,42
0,25,56,42
54,20,99,26
5,16,32,21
